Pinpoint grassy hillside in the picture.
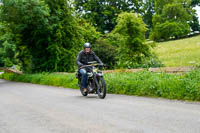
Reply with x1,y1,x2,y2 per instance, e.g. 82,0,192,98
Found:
154,35,200,67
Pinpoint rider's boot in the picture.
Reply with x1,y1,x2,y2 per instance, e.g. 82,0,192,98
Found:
83,88,87,93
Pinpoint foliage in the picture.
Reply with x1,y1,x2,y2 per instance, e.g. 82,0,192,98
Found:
112,12,155,68
0,22,17,67
154,0,175,14
151,0,193,41
162,2,192,22
2,69,200,101
150,21,190,41
143,0,155,38
1,0,50,72
0,0,100,73
44,0,83,73
191,0,200,6
0,0,199,72
93,34,120,69
93,32,163,69
190,15,200,32
77,18,101,45
74,0,143,33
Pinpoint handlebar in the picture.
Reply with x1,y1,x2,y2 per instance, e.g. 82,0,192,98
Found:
80,64,106,69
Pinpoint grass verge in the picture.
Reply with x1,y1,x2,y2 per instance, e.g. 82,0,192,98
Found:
2,70,200,101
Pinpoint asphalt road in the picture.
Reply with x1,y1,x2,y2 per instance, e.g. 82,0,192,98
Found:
0,79,200,133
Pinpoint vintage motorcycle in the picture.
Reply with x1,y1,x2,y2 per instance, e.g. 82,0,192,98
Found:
76,61,106,99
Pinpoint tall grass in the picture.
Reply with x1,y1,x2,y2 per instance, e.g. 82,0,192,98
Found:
2,73,78,89
104,70,200,101
2,70,200,101
154,35,200,67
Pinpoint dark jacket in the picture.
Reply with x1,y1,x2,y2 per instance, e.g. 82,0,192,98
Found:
76,50,103,67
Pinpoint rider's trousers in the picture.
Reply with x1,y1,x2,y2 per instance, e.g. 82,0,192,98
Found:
80,69,87,88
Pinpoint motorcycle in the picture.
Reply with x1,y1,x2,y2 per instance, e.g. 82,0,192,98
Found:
76,61,107,99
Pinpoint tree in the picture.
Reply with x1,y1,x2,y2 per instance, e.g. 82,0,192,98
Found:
93,33,120,69
150,0,193,41
77,18,101,45
75,0,143,33
190,0,200,32
151,21,190,41
1,0,52,72
142,0,155,37
0,22,17,67
191,0,200,6
112,12,154,68
154,0,174,14
0,0,100,72
43,0,84,72
189,14,200,32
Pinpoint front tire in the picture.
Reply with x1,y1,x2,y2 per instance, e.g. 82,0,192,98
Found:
96,77,106,99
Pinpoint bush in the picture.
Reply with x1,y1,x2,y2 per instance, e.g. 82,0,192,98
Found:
150,21,190,41
112,12,156,68
150,2,192,41
93,34,120,69
115,52,164,69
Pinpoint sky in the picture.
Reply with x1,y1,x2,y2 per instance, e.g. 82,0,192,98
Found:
194,6,200,22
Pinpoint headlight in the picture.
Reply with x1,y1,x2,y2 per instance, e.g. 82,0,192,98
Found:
93,68,98,73
87,72,93,77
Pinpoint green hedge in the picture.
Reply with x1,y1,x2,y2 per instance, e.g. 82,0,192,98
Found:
1,70,200,101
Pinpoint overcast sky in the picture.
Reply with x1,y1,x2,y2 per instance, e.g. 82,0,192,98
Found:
194,6,200,22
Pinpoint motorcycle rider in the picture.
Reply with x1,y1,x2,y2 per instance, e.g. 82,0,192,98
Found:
76,42,103,93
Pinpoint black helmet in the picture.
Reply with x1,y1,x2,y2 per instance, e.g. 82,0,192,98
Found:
83,42,91,48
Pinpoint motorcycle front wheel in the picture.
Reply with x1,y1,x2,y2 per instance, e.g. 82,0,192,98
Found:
96,77,106,99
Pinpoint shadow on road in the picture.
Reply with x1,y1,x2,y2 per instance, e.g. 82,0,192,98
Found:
75,95,102,99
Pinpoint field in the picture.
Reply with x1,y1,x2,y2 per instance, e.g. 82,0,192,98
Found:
154,35,200,67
